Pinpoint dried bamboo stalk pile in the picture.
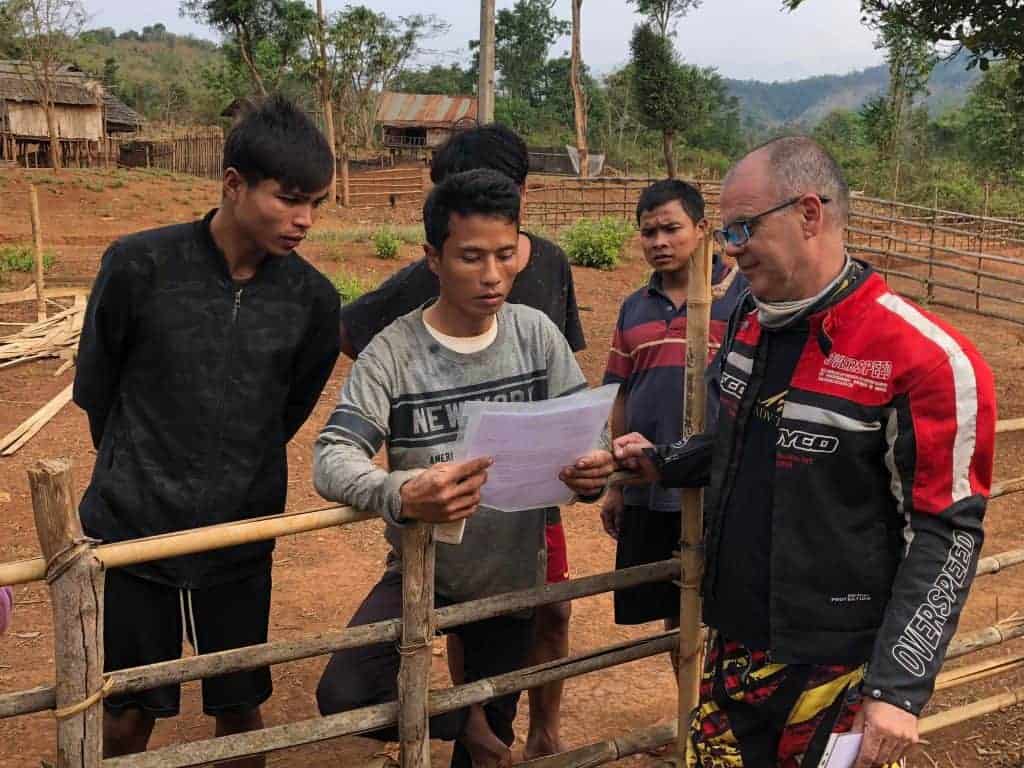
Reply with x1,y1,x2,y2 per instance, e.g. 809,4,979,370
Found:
0,297,84,370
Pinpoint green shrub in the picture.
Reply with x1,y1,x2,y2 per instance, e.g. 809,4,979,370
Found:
0,244,56,274
331,272,369,304
559,217,634,270
373,228,403,260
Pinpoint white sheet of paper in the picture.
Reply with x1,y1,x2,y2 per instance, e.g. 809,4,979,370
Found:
435,384,618,544
821,732,862,768
456,383,619,513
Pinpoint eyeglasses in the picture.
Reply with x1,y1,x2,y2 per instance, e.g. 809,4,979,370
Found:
713,194,831,249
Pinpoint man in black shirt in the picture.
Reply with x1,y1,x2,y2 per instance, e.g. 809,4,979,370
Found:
74,97,341,764
338,123,583,759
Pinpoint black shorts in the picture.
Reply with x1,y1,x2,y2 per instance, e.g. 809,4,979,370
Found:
103,566,273,718
614,505,681,625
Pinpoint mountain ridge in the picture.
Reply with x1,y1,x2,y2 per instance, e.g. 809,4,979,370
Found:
723,52,981,131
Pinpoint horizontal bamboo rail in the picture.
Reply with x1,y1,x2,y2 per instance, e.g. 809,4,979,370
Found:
856,194,1024,229
992,476,1024,500
935,653,1024,692
945,615,1024,660
0,560,680,719
517,722,676,768
104,632,679,768
998,417,1024,434
849,210,1024,252
846,224,1024,269
0,504,375,586
14,477,1020,594
920,685,1024,735
976,548,1024,577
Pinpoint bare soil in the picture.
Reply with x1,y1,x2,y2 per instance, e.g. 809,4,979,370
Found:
0,167,1023,766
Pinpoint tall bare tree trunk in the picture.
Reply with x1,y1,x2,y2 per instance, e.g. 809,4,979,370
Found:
663,129,676,178
478,0,496,123
316,0,337,204
40,70,61,173
570,0,589,178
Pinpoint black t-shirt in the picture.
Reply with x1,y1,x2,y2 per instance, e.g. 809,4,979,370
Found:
340,231,587,356
708,323,808,649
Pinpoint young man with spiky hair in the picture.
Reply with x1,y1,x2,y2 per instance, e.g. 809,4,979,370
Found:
74,96,341,765
338,122,584,759
314,168,613,768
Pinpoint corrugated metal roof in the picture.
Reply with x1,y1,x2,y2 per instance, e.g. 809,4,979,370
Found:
376,91,478,128
0,60,103,106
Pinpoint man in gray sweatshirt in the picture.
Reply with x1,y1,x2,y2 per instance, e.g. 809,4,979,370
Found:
312,168,613,768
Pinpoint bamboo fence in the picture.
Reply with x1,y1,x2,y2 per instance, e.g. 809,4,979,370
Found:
2,448,1024,766
524,177,1024,325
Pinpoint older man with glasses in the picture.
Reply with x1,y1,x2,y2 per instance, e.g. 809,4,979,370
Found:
614,136,996,767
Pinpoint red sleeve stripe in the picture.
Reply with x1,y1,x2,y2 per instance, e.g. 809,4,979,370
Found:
877,294,979,504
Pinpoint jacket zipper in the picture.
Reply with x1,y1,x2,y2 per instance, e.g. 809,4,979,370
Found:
191,286,244,584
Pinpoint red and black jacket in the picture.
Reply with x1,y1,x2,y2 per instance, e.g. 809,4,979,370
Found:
660,263,995,715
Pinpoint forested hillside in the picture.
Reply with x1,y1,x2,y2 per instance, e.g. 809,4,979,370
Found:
726,51,980,133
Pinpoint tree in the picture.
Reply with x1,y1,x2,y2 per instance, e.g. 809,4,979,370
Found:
393,64,475,96
0,2,23,56
569,0,587,176
323,7,447,148
783,0,1024,71
490,0,569,105
4,0,89,171
631,22,686,176
962,63,1024,181
627,0,701,37
312,0,336,203
180,0,315,95
872,9,936,189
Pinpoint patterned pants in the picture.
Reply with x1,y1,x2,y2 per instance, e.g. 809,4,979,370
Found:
684,635,901,767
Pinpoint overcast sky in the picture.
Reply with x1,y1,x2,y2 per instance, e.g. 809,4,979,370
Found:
87,0,885,83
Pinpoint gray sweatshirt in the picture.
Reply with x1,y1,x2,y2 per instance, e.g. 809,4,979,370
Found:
313,302,588,603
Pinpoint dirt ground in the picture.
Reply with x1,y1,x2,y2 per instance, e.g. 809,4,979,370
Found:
1,167,1024,767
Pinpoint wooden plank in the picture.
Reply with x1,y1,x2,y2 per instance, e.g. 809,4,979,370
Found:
0,383,73,456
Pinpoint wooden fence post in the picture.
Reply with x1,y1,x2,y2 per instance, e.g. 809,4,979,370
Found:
340,149,351,208
676,235,713,757
29,458,105,768
398,523,434,767
28,185,46,322
927,194,937,303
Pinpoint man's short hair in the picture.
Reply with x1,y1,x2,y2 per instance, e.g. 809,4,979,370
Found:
430,124,530,187
223,95,334,193
742,136,850,228
423,169,521,251
636,179,705,225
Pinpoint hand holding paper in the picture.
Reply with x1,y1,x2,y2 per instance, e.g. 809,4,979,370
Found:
454,384,619,514
559,449,616,496
398,456,493,524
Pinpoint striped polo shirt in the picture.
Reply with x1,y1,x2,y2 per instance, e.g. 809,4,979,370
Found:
603,256,747,511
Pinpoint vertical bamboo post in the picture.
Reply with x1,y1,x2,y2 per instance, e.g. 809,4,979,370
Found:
676,235,713,757
927,187,938,303
976,183,990,312
398,523,435,768
29,458,104,768
29,185,46,322
340,147,351,208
